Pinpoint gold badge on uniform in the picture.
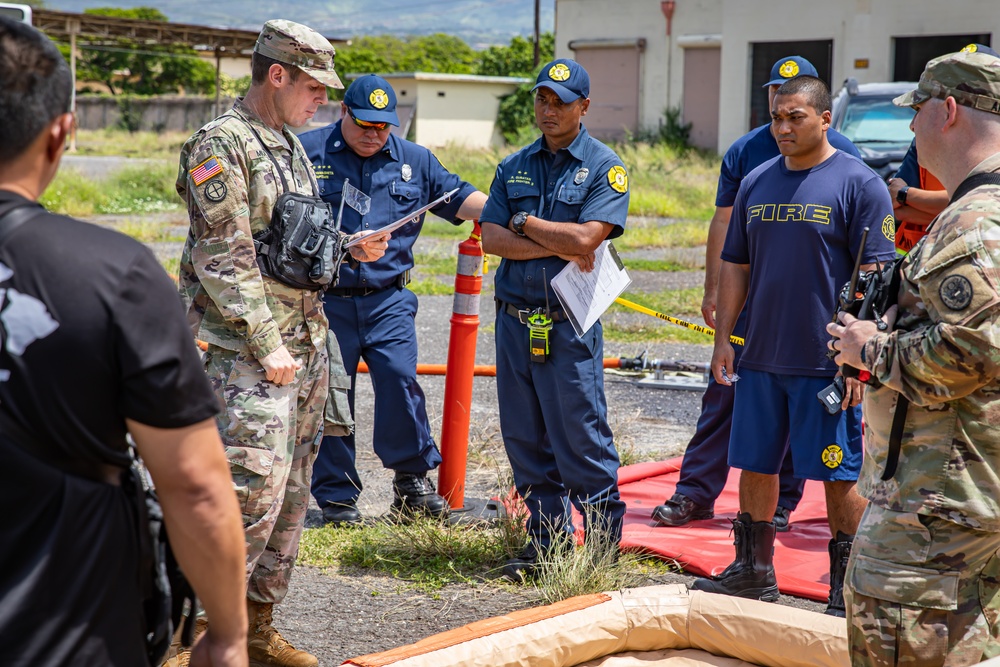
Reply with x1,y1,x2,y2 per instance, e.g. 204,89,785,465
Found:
882,214,896,243
549,63,571,82
940,274,973,310
574,167,589,185
370,89,389,109
607,165,628,193
401,164,412,182
779,60,800,79
821,445,843,469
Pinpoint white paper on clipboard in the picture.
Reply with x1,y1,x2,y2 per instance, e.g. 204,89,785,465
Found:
343,187,460,248
550,240,631,337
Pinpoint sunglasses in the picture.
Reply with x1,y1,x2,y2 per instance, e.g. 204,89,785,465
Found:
347,109,389,131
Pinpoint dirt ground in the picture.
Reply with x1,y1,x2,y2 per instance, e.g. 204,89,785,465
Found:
91,210,828,665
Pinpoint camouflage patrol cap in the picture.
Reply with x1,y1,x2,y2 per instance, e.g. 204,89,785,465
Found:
255,19,343,89
893,51,1000,115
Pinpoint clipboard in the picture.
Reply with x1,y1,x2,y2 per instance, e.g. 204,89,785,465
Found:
343,187,460,248
550,241,631,337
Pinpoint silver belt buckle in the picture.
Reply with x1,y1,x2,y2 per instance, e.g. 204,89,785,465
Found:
517,309,531,325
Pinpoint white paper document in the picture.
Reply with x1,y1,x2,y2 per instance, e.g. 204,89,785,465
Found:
344,187,460,248
551,240,631,337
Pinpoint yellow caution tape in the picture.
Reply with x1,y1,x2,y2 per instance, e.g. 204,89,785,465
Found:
614,297,745,346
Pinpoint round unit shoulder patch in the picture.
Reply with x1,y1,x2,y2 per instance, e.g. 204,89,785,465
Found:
370,89,389,109
940,274,973,310
203,179,228,202
607,165,628,194
821,444,843,469
882,214,896,242
548,63,571,82
779,60,800,79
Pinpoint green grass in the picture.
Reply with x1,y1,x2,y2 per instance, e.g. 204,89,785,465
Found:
299,518,513,591
615,288,703,318
603,322,713,345
74,128,192,159
623,258,692,272
614,219,710,251
603,288,712,345
42,162,181,217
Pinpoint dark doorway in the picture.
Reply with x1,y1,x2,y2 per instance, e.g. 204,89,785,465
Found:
894,34,992,81
749,40,833,132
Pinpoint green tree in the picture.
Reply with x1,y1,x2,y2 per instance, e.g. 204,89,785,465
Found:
475,33,554,144
74,7,217,96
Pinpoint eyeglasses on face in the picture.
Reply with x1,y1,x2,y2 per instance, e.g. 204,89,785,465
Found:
347,109,389,131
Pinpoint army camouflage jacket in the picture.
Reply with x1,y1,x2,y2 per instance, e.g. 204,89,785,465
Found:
177,99,327,358
858,152,1000,531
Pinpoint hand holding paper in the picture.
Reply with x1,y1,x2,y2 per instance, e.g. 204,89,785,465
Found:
344,187,460,248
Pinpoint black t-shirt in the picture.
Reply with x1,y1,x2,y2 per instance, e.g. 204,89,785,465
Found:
0,191,219,665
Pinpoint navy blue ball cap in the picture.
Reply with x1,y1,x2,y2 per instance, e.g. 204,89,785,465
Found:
961,43,1000,58
532,59,590,103
763,55,819,88
343,74,399,126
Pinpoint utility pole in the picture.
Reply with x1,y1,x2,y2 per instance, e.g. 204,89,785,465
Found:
533,0,540,67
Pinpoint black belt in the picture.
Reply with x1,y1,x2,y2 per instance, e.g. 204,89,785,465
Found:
498,299,567,324
328,270,410,298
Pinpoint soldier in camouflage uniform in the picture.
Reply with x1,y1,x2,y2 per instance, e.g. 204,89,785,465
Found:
175,19,388,667
828,50,1000,666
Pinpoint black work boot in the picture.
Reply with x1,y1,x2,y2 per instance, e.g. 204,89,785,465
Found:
321,501,362,527
501,550,539,582
651,492,714,527
690,512,779,602
825,531,854,617
391,472,449,518
772,505,792,532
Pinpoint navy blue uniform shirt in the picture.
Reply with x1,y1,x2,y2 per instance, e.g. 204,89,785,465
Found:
480,125,630,308
716,124,861,207
299,122,478,290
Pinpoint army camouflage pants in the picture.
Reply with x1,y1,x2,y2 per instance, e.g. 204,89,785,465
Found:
846,503,1000,666
204,342,329,604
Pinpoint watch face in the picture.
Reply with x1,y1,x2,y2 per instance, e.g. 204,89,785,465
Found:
897,187,908,204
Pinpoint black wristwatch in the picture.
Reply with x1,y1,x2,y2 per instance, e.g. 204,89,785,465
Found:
896,185,910,205
511,211,529,236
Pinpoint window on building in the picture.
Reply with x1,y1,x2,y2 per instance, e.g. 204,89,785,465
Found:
893,34,991,81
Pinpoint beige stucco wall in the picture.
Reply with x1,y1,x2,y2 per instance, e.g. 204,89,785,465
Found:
381,74,527,149
556,0,1000,153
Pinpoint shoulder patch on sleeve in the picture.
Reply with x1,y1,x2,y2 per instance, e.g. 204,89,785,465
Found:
190,156,225,186
882,215,896,243
607,165,629,194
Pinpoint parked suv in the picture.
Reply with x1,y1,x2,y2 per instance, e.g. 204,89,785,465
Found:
830,78,916,182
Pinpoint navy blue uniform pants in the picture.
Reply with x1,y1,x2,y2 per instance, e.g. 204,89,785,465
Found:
311,286,442,507
674,310,805,509
495,310,626,553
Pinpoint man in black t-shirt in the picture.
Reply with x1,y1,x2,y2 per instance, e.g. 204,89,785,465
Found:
0,18,248,667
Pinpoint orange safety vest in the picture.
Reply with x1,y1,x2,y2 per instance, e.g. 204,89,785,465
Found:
895,167,945,254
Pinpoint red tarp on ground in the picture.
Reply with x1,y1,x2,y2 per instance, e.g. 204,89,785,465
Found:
617,458,832,602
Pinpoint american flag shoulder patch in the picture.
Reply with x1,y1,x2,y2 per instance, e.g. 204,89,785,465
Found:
190,156,225,186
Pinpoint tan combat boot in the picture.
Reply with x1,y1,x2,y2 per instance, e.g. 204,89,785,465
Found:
160,616,209,667
247,600,318,667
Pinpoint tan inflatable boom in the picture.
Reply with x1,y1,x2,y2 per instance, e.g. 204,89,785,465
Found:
344,585,849,667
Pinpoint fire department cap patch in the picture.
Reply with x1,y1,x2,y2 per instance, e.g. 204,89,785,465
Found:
607,165,628,193
822,445,843,469
940,274,973,310
779,60,800,79
549,63,571,81
190,156,224,186
370,89,389,109
882,214,896,242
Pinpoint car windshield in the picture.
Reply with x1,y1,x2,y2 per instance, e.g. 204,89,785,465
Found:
838,95,915,148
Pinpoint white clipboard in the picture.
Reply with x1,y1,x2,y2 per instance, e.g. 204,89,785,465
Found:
550,240,631,337
343,187,460,248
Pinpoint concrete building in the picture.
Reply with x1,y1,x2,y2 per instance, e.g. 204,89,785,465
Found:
554,0,998,153
377,72,530,148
